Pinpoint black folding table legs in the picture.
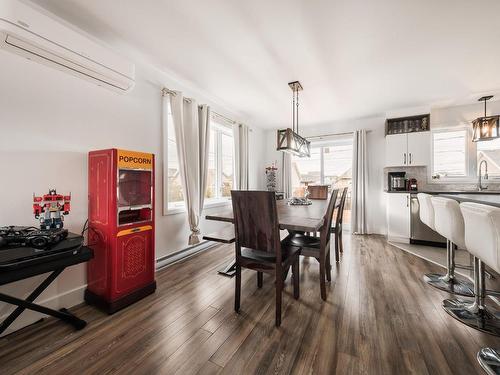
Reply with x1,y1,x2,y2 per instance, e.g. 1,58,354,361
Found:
0,268,86,335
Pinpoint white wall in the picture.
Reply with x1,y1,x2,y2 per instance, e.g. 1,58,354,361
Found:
0,50,266,334
264,116,387,236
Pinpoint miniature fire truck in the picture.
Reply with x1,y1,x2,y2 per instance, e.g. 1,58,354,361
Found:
33,189,71,230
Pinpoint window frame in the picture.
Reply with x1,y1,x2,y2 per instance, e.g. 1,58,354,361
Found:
163,105,236,215
475,137,500,180
162,98,185,215
291,135,354,190
428,124,494,183
204,120,235,208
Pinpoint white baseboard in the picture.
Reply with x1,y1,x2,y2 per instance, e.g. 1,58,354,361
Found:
387,235,410,244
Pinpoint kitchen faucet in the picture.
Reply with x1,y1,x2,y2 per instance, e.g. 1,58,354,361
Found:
478,160,488,191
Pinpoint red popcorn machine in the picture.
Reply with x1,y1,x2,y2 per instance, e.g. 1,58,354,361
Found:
85,149,156,313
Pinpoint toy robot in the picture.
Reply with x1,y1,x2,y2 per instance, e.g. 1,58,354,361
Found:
33,189,71,230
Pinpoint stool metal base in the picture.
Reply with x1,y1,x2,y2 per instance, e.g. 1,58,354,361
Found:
424,273,474,297
442,298,500,336
478,348,500,375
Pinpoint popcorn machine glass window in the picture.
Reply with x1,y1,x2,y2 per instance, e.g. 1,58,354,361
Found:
117,169,152,226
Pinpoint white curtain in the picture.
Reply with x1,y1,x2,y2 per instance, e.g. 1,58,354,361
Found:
234,123,249,190
351,129,368,234
199,105,211,212
170,92,210,245
282,152,292,198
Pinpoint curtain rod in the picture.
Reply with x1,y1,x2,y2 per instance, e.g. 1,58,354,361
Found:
161,87,192,103
212,112,252,131
212,111,237,125
162,87,251,131
306,129,372,140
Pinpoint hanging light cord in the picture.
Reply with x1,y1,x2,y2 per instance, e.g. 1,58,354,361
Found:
296,87,299,135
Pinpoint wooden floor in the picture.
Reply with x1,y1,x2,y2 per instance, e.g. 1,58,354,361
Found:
1,234,498,375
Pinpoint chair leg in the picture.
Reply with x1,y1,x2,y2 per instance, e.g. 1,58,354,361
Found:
334,231,340,262
319,261,327,301
293,257,300,300
339,229,344,253
276,271,283,327
326,250,332,282
257,271,263,288
235,265,241,312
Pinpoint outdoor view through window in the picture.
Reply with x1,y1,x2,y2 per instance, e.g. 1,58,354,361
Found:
167,109,234,210
291,135,353,224
205,121,234,200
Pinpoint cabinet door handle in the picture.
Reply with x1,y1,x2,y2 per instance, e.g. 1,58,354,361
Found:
409,153,412,164
407,195,409,207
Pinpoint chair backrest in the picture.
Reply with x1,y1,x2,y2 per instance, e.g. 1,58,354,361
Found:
231,190,281,256
417,193,435,230
336,188,348,226
320,189,339,244
460,202,500,274
308,185,329,200
431,196,465,249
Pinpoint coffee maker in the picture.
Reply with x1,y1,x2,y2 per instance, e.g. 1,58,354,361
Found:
388,171,407,191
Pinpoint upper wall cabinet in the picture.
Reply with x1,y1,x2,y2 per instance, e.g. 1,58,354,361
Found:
386,114,430,135
385,132,430,167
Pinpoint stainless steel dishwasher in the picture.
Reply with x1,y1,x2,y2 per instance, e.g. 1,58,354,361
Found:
410,194,446,246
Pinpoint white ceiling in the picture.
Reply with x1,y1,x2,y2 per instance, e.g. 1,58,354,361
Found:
30,0,500,129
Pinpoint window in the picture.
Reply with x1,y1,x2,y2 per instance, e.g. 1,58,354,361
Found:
291,135,353,226
431,126,500,181
291,136,353,194
204,120,234,204
477,137,500,178
432,129,468,178
165,101,184,211
291,146,321,196
323,142,354,187
205,129,217,199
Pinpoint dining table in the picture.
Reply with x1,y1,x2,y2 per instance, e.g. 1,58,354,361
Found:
205,199,329,276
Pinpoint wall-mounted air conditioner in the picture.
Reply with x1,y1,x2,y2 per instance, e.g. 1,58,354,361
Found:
0,0,135,93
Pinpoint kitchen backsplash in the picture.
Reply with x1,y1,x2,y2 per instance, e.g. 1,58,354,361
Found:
383,166,500,191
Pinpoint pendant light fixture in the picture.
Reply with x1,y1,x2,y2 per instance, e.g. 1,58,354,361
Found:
276,81,311,157
472,95,500,142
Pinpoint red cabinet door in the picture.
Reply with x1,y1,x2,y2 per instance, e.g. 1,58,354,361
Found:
112,227,154,299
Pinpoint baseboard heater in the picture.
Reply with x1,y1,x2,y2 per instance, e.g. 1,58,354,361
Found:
156,240,217,270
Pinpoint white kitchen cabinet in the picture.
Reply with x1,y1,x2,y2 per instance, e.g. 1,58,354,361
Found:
385,134,408,167
407,132,430,166
386,193,410,243
385,132,430,167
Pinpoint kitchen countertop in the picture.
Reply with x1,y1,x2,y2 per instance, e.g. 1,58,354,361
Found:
385,190,500,195
440,193,500,208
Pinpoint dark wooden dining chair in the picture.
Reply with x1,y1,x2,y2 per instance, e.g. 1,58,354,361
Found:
284,189,339,300
307,185,329,200
332,187,348,261
231,190,301,327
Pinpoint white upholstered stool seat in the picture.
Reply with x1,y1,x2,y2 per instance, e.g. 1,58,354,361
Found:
432,197,466,249
461,203,500,274
423,197,474,296
442,202,500,337
417,193,435,230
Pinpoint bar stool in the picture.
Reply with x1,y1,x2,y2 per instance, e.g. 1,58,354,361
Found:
417,193,435,230
424,196,474,296
442,202,500,338
478,348,500,375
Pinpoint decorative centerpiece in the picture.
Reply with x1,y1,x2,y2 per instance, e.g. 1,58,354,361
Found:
287,197,312,206
265,162,278,191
